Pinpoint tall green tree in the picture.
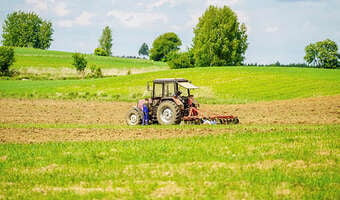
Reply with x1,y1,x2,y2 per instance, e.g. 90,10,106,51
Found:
1,11,53,49
304,39,339,68
138,43,149,57
150,32,182,61
192,6,248,67
99,26,113,56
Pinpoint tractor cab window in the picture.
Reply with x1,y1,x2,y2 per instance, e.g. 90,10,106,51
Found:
153,83,163,98
178,85,189,96
164,83,175,97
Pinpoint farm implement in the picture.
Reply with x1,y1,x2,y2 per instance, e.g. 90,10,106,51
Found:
126,78,239,125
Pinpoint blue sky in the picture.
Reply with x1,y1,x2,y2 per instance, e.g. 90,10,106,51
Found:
1,0,340,64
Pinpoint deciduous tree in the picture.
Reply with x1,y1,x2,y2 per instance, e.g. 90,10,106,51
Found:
192,6,248,67
99,26,113,56
1,11,53,49
304,39,339,68
150,32,182,61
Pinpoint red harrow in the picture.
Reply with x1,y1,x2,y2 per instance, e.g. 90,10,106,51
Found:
182,115,239,125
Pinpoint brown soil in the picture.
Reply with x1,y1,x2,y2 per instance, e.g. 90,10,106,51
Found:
1,95,339,125
0,95,339,143
0,99,129,125
201,95,340,125
0,127,237,143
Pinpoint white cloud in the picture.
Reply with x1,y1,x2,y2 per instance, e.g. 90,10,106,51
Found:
206,0,240,7
56,11,95,27
74,11,95,26
25,0,48,11
53,2,70,17
107,10,167,28
25,0,71,17
264,26,279,33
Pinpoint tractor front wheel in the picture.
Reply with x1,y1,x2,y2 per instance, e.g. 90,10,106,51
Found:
157,101,182,125
126,108,142,126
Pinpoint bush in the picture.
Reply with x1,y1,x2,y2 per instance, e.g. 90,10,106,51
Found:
88,65,103,78
0,46,15,76
94,48,108,56
72,53,87,78
167,51,195,69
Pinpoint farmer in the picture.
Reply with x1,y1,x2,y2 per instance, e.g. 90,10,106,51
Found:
142,98,150,125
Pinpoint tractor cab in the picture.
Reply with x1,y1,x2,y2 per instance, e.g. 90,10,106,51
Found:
149,78,198,109
150,78,198,99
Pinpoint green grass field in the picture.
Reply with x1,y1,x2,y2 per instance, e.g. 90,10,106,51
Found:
0,125,338,199
1,66,339,104
10,48,167,77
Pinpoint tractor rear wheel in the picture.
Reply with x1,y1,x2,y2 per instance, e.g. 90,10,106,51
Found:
126,109,141,126
157,101,182,125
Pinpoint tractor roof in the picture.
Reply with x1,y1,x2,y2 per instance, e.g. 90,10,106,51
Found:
153,78,188,83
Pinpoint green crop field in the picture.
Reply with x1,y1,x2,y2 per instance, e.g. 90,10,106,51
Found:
1,66,339,104
10,48,167,77
13,47,167,69
0,124,338,199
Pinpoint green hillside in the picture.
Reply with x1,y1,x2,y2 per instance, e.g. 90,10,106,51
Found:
11,48,167,75
1,67,339,104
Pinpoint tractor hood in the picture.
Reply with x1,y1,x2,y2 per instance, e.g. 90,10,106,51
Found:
178,82,199,89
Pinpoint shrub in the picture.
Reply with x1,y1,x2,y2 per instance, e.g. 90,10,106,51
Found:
94,48,108,56
0,46,15,76
88,65,103,78
72,53,87,78
167,51,195,69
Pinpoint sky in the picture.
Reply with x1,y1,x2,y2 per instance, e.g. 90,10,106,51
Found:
1,0,340,64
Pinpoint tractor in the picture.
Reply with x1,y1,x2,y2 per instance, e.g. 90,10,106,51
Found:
125,78,239,125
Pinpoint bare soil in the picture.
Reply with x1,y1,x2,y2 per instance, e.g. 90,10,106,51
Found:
0,127,237,143
200,95,340,125
0,95,339,143
1,95,339,125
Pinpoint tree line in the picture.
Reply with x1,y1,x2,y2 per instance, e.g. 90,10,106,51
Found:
0,6,339,76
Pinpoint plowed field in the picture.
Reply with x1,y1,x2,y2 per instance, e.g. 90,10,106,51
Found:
1,95,339,125
0,95,339,143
